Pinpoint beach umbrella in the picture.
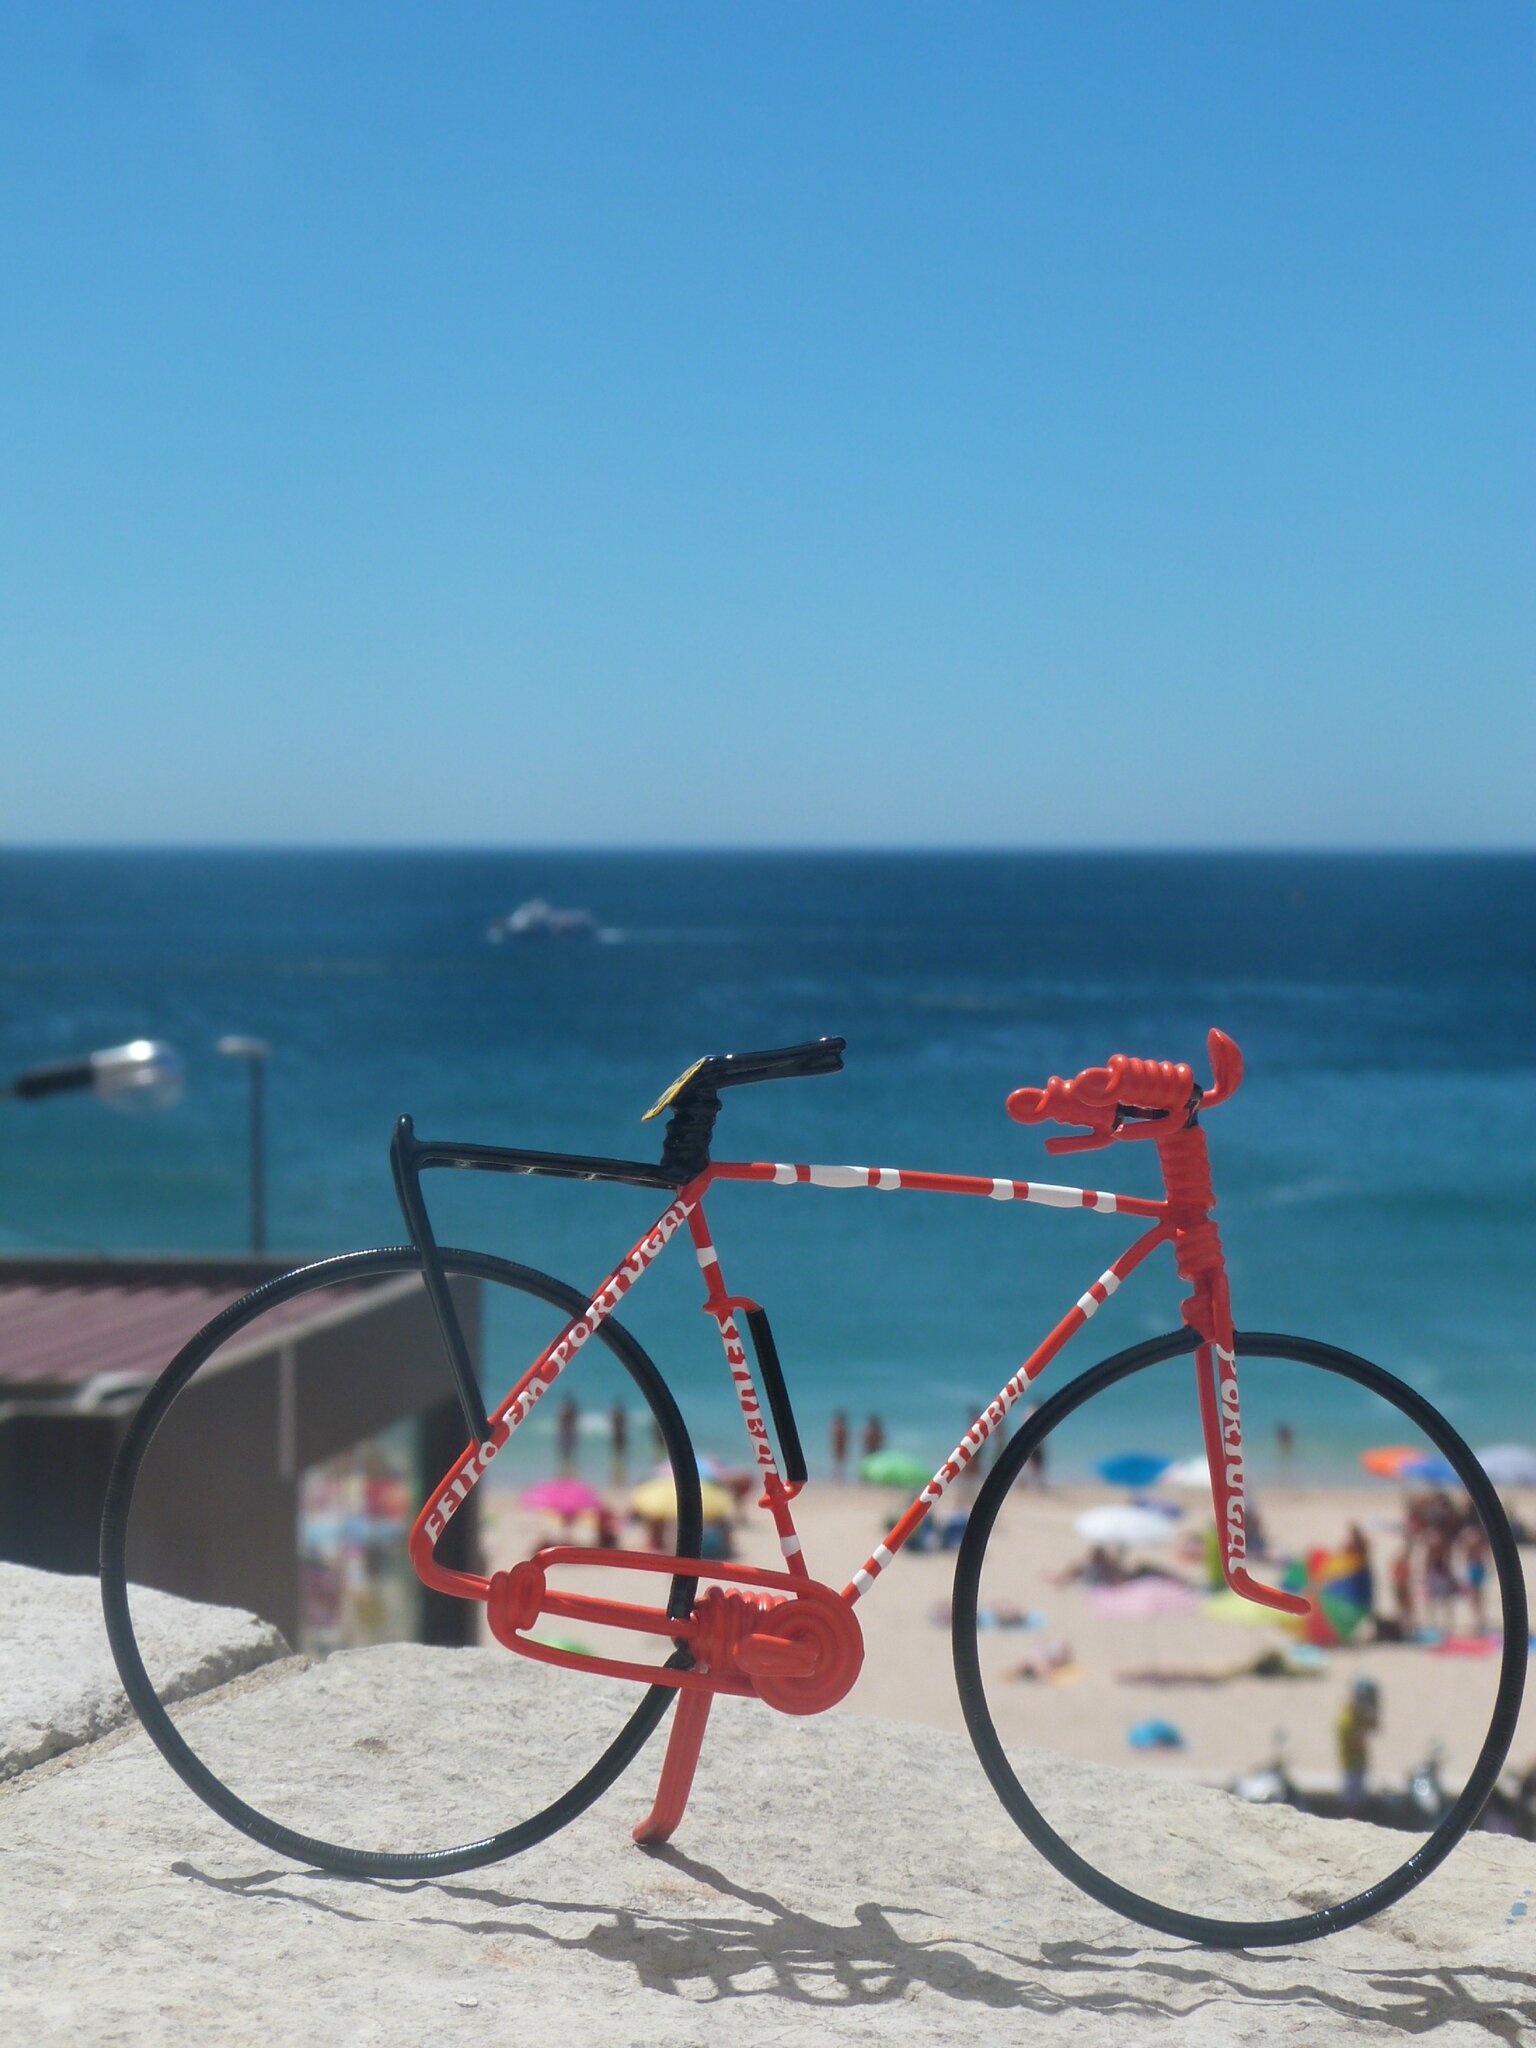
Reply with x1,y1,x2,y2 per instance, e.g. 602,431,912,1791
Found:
521,1477,608,1522
1400,1454,1458,1486
1088,1577,1203,1620
860,1449,933,1491
649,1454,737,1484
1156,1455,1212,1490
1094,1452,1173,1491
1477,1445,1536,1488
630,1476,734,1523
1074,1504,1175,1548
1360,1446,1422,1480
1281,1552,1367,1646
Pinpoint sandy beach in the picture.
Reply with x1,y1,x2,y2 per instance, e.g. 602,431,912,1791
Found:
481,1474,1534,1805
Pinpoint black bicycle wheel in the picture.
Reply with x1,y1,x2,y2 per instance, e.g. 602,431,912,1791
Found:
101,1247,703,1878
952,1330,1527,1947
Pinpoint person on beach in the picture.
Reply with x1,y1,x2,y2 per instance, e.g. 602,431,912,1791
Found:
1336,1677,1380,1811
610,1401,629,1483
1423,1527,1458,1632
1009,1637,1076,1684
1050,1543,1123,1587
556,1395,579,1474
830,1410,849,1482
1463,1523,1489,1631
1049,1544,1184,1589
1391,1544,1416,1638
861,1414,886,1464
1341,1521,1374,1614
1117,1646,1325,1686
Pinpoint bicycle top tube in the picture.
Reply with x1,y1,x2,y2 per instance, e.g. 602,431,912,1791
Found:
706,1158,1168,1219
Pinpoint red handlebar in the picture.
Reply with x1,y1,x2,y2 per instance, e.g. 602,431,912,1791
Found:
1007,1029,1243,1151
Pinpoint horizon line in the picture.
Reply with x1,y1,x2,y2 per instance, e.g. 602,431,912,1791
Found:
3,842,1534,859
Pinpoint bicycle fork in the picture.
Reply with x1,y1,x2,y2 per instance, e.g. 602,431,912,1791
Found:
1160,1121,1308,1621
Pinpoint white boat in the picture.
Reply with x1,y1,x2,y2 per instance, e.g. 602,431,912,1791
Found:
487,898,598,942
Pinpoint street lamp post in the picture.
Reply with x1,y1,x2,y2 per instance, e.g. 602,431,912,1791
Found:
217,1037,270,1254
2,1039,185,1112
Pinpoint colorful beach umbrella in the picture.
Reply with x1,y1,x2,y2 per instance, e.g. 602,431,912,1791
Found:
1360,1446,1422,1480
1399,1454,1458,1486
629,1476,734,1523
1476,1445,1536,1488
859,1449,933,1491
1074,1504,1175,1548
521,1477,609,1521
1280,1550,1365,1646
1094,1452,1173,1491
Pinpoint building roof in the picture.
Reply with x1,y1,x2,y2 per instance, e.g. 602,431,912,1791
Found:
0,1257,378,1400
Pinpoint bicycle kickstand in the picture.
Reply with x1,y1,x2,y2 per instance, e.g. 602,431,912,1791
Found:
632,1687,714,1845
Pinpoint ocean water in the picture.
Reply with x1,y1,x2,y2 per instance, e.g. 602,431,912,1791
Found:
3,850,1533,1475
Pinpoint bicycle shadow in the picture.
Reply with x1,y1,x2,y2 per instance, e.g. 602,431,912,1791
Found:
172,1852,1536,2035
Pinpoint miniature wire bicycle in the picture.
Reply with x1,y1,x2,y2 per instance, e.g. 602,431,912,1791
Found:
101,1030,1528,1948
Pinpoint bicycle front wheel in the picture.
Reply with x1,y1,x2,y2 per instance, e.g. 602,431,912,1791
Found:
101,1247,703,1878
952,1330,1527,1946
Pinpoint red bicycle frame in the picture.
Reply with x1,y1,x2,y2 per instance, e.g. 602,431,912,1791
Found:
409,1166,1305,1612
405,1031,1307,1840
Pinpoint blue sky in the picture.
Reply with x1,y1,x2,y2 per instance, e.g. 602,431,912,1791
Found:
3,4,1531,846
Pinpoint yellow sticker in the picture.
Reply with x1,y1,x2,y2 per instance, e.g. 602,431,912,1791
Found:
641,1058,708,1121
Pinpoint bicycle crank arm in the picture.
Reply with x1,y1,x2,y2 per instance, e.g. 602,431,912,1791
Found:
485,1546,864,1714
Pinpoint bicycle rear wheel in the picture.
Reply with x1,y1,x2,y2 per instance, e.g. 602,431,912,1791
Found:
952,1330,1527,1946
101,1247,703,1877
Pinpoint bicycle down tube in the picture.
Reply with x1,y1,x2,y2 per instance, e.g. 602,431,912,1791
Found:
406,1184,698,1604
